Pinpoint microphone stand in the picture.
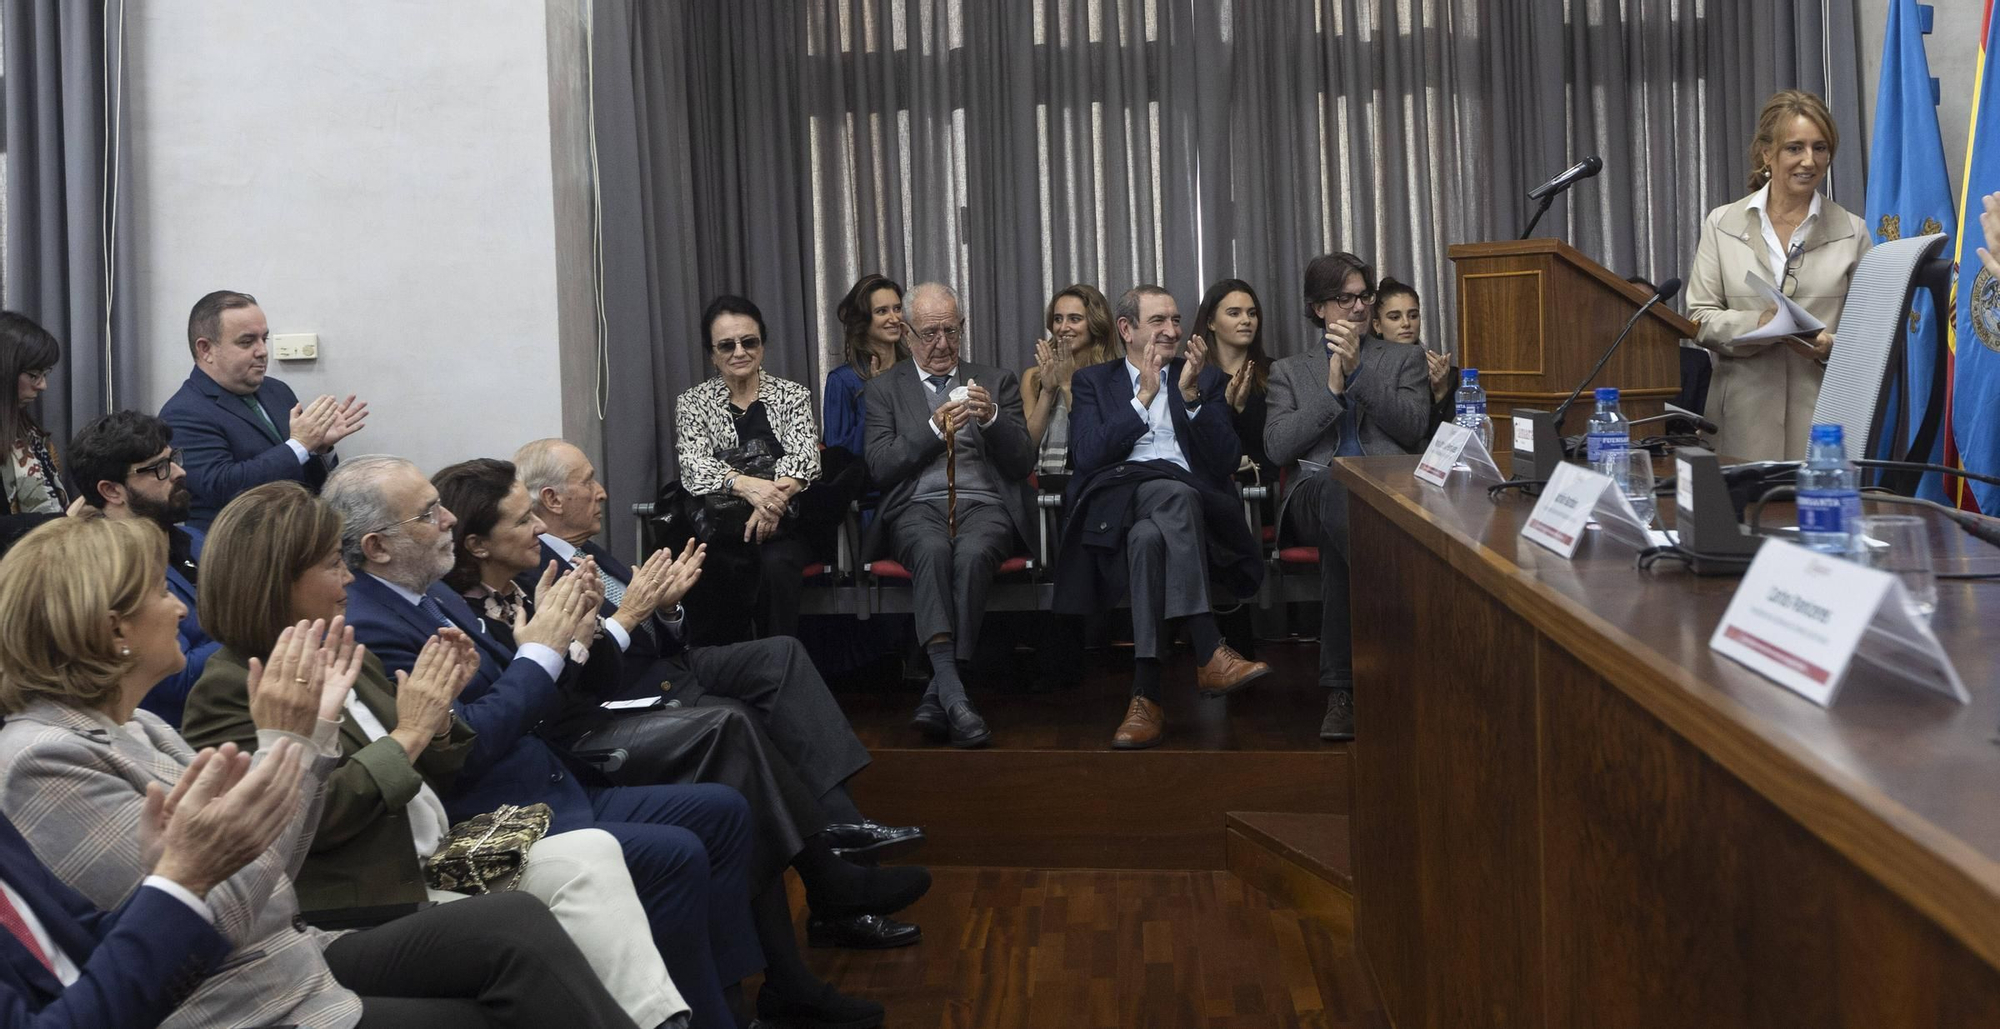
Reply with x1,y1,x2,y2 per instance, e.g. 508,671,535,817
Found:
1547,295,1663,442
1518,193,1558,240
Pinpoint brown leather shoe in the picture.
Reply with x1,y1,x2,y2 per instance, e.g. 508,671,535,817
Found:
1111,696,1165,749
1195,643,1273,697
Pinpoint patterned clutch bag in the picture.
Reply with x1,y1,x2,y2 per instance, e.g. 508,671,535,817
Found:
425,803,553,895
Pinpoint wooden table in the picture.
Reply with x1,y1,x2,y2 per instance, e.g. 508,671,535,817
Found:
1336,454,2000,1027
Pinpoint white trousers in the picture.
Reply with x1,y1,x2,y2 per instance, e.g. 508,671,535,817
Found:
431,828,688,1029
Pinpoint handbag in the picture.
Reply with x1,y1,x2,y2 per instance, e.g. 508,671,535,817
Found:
424,803,552,895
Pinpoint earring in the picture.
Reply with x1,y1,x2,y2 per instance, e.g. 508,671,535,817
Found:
120,646,131,657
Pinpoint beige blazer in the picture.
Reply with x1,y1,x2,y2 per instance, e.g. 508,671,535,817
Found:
1685,191,1872,461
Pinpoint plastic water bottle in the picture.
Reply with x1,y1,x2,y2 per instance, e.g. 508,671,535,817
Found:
1796,423,1861,554
1453,368,1492,451
1585,387,1629,464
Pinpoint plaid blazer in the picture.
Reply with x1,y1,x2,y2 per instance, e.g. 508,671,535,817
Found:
0,699,356,1029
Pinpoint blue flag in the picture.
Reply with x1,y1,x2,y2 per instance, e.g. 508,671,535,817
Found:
1865,0,1954,500
1950,1,2000,513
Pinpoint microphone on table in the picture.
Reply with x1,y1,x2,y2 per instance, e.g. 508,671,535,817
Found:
1519,155,1604,238
1547,276,1683,443
1628,403,1721,437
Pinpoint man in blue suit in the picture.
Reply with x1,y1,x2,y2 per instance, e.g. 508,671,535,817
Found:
158,291,369,528
0,736,303,1028
1054,285,1268,750
65,412,212,727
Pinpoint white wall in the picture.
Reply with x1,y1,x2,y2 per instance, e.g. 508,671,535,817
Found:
125,0,587,475
1859,0,1985,207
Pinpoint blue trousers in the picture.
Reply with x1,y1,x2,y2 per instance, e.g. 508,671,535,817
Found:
590,782,762,1029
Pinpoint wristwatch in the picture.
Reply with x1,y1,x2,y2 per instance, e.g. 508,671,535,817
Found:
724,474,737,493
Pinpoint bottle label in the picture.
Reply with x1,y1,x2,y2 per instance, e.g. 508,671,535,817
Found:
1796,490,1853,536
1586,432,1628,462
1455,401,1487,422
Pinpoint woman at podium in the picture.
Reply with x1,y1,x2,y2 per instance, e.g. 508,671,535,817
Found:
1686,89,1871,461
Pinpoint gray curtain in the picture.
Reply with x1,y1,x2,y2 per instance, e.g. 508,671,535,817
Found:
592,0,1862,558
2,0,136,455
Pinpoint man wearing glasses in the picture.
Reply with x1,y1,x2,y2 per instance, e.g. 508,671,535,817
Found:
160,290,369,528
862,282,1037,748
1265,253,1431,741
64,411,212,725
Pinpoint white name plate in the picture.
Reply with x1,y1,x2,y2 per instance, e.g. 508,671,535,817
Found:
1710,539,1967,707
1415,423,1504,488
1521,462,1611,558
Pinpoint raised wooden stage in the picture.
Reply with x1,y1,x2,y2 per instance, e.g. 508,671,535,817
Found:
1337,453,2000,1028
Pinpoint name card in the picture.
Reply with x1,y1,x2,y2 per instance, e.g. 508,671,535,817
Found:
1415,423,1504,488
1710,539,1967,707
1521,462,1610,558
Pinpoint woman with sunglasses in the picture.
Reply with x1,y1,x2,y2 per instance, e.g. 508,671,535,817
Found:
671,295,821,644
0,312,69,516
1686,89,1871,461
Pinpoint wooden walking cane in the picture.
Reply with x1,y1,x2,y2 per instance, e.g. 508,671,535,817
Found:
944,406,957,538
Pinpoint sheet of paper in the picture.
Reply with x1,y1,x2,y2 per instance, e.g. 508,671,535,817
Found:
1731,268,1827,344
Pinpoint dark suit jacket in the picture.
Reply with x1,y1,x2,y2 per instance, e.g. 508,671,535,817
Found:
859,359,1036,559
0,813,226,1029
342,573,599,831
521,539,704,704
140,527,217,727
1054,357,1262,611
182,647,478,912
158,368,335,528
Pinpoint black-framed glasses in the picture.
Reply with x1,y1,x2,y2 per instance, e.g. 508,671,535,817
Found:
1781,245,1803,298
712,336,763,354
1328,290,1378,307
132,449,183,481
913,324,962,345
364,499,445,536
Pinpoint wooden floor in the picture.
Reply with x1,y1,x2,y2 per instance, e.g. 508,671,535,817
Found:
784,867,1384,1029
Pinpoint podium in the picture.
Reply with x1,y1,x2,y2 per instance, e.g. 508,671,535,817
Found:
1448,238,1695,436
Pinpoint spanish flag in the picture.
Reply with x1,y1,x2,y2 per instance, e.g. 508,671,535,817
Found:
1947,0,2000,512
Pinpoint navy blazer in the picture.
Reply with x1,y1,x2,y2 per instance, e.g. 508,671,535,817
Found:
0,812,227,1028
341,573,598,831
158,368,335,528
140,527,217,728
1068,356,1240,491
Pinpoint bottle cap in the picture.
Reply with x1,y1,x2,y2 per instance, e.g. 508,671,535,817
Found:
1810,423,1845,445
1594,386,1620,402
1461,368,1478,381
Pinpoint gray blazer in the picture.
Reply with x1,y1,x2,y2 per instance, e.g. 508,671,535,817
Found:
0,699,354,1029
861,358,1037,554
1264,336,1431,528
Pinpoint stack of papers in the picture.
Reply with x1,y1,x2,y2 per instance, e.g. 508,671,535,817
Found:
1732,269,1826,345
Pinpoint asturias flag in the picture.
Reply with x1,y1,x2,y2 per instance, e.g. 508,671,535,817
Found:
1950,0,2000,513
1865,0,1954,501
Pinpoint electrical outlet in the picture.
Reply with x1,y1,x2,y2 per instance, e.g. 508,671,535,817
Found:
272,333,318,360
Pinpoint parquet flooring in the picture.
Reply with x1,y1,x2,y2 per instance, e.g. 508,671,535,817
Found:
782,867,1385,1029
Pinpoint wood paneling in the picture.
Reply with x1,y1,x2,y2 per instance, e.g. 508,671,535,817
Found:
1226,813,1354,938
1337,452,2000,1027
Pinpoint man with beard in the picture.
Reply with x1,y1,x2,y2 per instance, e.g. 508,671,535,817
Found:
66,411,211,725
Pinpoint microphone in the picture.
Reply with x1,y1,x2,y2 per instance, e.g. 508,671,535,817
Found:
1547,277,1683,443
1527,155,1605,200
1519,156,1605,237
1628,403,1721,437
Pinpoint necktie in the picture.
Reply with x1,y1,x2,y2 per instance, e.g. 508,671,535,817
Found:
926,373,951,392
0,889,53,973
418,594,453,629
240,394,284,443
599,572,627,607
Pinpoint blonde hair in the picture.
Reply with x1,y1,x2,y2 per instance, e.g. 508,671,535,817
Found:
0,518,167,713
1747,90,1838,192
1044,284,1120,368
200,482,344,660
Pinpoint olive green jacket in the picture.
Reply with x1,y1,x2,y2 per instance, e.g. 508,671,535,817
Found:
182,647,478,911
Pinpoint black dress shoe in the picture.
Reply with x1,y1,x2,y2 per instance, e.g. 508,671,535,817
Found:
946,699,991,748
806,912,923,949
822,820,927,861
910,696,947,741
755,980,884,1029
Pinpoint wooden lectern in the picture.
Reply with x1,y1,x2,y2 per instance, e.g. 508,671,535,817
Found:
1448,239,1697,436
